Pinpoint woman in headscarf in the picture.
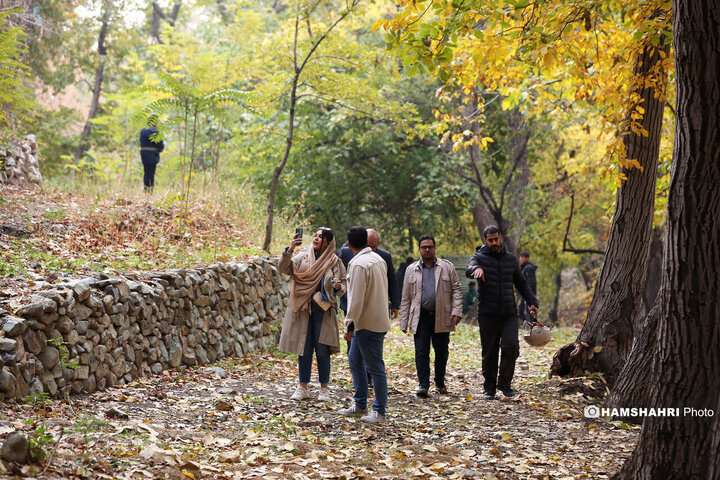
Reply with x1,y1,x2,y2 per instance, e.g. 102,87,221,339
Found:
278,227,346,401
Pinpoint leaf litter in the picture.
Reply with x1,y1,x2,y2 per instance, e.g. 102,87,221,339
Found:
1,325,638,479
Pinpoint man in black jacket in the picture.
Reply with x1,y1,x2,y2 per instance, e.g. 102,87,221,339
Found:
466,225,538,400
139,115,165,192
517,252,537,326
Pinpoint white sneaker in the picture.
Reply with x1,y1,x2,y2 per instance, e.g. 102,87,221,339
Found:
290,385,310,401
339,404,368,416
318,387,331,402
360,410,387,424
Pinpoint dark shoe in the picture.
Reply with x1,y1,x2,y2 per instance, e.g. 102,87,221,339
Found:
499,387,516,398
437,386,448,395
483,390,496,400
416,387,429,398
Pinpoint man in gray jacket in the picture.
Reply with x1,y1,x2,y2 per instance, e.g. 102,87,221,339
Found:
339,226,390,424
399,234,463,397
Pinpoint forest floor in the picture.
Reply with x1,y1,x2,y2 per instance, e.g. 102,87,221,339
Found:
0,183,271,299
1,184,636,479
2,326,638,480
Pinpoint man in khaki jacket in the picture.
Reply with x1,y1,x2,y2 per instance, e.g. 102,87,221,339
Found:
399,234,463,397
339,226,390,424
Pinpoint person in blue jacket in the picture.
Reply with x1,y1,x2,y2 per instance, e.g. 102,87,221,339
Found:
139,115,164,192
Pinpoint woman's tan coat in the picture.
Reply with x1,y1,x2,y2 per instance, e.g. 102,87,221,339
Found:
277,250,346,355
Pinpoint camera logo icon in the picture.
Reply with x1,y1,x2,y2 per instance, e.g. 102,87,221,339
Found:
584,405,600,418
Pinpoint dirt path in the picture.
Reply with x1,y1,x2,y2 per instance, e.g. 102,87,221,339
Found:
2,326,638,479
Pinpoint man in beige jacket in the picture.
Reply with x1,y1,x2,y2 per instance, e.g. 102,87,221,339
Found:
399,234,463,397
339,226,390,424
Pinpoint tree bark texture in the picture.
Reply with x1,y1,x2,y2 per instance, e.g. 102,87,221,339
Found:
73,6,111,163
550,38,670,386
635,227,663,334
609,228,662,420
612,0,720,477
603,302,659,420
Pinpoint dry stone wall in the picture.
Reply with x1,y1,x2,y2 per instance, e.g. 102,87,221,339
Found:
0,258,289,401
0,135,42,186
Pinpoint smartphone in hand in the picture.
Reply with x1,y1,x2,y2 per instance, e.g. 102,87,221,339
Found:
295,227,303,239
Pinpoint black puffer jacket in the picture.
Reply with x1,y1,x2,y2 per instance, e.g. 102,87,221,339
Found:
521,261,537,295
465,245,538,317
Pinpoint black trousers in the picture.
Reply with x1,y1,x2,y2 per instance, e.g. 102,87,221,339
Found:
142,162,157,190
414,309,450,389
478,314,519,392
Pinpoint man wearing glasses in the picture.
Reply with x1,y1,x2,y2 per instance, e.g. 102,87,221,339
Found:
399,235,463,397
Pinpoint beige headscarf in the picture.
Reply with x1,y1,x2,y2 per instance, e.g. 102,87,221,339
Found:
289,237,338,312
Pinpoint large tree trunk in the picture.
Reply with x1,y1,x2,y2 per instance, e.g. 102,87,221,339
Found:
550,38,670,386
603,303,660,421
607,229,664,420
261,4,358,251
73,6,111,163
612,0,720,476
634,227,663,334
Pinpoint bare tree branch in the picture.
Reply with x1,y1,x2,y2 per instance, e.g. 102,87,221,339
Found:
562,194,606,255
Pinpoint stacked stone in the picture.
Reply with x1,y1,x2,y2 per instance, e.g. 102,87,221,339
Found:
0,135,42,186
0,258,289,401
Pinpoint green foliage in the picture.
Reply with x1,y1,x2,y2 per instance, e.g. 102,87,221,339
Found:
134,70,251,209
69,414,111,435
18,0,630,296
48,337,79,372
24,392,52,408
25,418,55,463
0,9,36,142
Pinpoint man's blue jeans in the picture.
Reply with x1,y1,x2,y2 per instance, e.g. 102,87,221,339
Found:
348,329,388,415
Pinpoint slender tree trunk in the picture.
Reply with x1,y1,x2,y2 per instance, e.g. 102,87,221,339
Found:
465,103,528,254
505,108,530,251
73,6,111,164
471,201,495,240
612,1,720,476
550,38,670,386
263,76,298,252
179,104,189,191
547,272,562,326
260,3,359,251
183,105,199,212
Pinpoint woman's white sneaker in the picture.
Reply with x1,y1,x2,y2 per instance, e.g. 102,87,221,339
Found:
318,387,331,402
290,385,310,401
